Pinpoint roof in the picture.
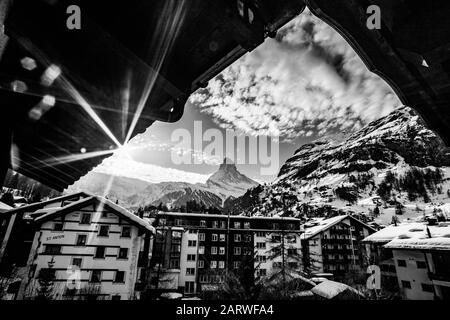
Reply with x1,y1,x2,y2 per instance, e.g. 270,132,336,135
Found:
0,201,13,213
3,192,92,216
35,196,154,234
381,222,450,251
301,215,375,240
157,211,301,222
311,280,363,299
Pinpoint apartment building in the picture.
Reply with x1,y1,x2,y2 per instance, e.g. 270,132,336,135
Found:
301,215,375,280
381,222,450,300
0,192,92,298
16,195,154,300
149,212,302,296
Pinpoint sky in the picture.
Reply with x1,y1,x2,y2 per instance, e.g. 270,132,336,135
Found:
85,9,401,185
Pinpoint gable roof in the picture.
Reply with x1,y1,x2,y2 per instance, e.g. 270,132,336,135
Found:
34,196,154,233
301,215,375,240
2,191,93,216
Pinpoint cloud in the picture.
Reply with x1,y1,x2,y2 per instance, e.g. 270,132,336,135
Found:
190,10,401,141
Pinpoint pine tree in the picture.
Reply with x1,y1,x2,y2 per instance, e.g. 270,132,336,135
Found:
36,258,56,300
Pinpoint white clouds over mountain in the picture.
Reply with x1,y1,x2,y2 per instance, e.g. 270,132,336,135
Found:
190,10,401,141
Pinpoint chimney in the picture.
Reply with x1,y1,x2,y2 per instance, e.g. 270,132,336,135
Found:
426,226,432,238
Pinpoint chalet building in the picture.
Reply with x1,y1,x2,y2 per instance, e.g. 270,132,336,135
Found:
301,215,376,280
0,192,92,298
366,221,450,300
13,195,154,300
150,212,302,296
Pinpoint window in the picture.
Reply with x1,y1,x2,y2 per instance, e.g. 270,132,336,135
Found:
80,213,91,225
212,234,218,241
94,246,106,259
199,275,208,283
98,225,109,237
234,234,241,242
257,255,266,262
44,244,61,255
187,254,196,261
288,262,298,269
199,233,205,241
416,261,427,269
170,259,180,269
219,234,226,242
111,295,121,300
397,259,407,267
244,234,252,242
421,283,434,293
198,260,204,268
233,261,240,269
220,221,226,229
53,223,63,231
234,222,241,229
101,211,108,218
199,246,205,254
212,221,219,228
121,226,131,238
244,222,250,229
90,270,102,283
287,248,297,255
118,248,128,259
185,281,195,293
218,261,225,269
272,223,279,230
171,245,181,253
401,280,411,289
76,234,87,246
256,242,266,249
186,268,195,276
114,271,125,283
200,220,206,227
257,269,267,276
234,247,241,255
211,247,218,255
175,219,182,226
188,240,197,247
71,258,82,268
219,247,225,255
188,229,197,234
210,261,217,269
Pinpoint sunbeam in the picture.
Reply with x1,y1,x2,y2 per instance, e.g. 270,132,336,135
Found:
124,0,188,144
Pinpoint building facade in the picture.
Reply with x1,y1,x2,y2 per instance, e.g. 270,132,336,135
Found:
17,196,153,300
149,212,302,296
301,215,375,280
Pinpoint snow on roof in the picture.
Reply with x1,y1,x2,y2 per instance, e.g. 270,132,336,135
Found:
301,215,348,239
0,201,12,213
35,196,154,233
364,221,450,250
311,280,363,299
158,211,301,221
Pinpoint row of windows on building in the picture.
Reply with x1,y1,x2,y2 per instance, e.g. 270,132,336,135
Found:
38,267,127,284
173,245,252,256
326,254,359,261
160,218,296,230
397,259,427,269
52,222,132,239
401,280,434,293
44,244,129,260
